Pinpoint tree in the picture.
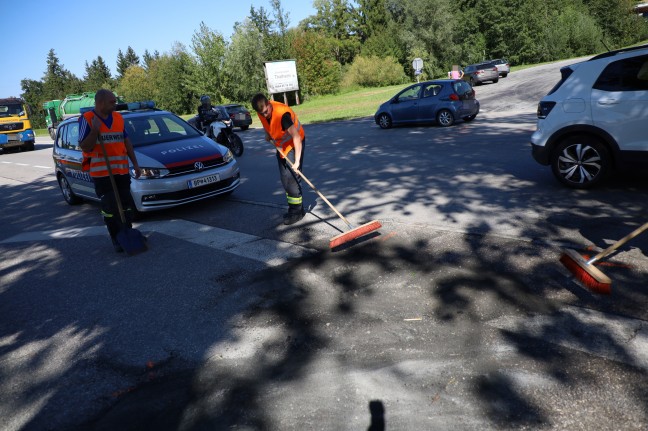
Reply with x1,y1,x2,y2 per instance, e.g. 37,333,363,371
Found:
149,43,196,114
142,49,160,71
20,79,46,128
189,22,226,102
222,19,267,103
116,46,140,79
117,65,155,102
42,49,68,100
302,0,359,64
83,56,113,91
289,29,342,96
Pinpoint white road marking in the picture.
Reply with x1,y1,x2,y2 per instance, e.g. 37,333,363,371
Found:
488,306,648,370
34,165,51,169
0,219,315,267
14,163,29,166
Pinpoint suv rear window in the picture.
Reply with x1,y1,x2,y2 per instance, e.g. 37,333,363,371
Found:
593,54,648,92
477,63,495,70
547,66,574,95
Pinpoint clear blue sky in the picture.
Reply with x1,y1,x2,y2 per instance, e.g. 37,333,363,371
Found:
0,0,317,98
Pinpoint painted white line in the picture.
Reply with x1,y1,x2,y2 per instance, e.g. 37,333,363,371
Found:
488,306,648,370
14,163,29,166
34,165,51,169
1,161,11,164
0,219,315,267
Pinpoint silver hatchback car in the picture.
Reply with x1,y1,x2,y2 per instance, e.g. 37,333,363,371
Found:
53,103,240,212
463,62,500,85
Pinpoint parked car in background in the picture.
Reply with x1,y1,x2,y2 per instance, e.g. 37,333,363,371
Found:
531,44,648,188
462,62,499,85
490,58,510,77
53,101,240,212
219,104,253,130
374,79,479,129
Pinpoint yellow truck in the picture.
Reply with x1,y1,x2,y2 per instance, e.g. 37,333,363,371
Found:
0,97,36,152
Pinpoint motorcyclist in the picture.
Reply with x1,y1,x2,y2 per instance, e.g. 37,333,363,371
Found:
197,95,227,137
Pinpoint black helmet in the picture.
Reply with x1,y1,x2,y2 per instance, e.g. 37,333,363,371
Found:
200,95,211,105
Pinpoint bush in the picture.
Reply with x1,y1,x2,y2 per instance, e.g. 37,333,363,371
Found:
341,55,407,88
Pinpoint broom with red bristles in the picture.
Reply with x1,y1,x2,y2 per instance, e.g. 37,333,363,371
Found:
560,220,648,294
273,145,382,249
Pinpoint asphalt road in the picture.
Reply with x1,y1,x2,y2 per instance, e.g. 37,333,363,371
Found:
1,60,648,431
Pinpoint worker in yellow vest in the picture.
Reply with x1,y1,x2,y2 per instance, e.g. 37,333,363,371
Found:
251,93,306,225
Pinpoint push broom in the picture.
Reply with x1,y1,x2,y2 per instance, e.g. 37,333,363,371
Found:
274,145,382,249
560,220,648,294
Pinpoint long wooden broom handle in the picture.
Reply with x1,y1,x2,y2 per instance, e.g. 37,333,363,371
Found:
275,145,353,228
98,136,127,225
589,220,648,264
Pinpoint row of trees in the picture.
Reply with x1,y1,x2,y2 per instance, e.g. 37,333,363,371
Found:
21,0,648,128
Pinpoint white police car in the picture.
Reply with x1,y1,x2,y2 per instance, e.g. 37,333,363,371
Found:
53,101,240,211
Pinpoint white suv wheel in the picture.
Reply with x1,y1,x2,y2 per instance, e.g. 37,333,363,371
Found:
550,136,609,189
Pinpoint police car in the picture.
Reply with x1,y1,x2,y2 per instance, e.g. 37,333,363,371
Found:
53,101,240,212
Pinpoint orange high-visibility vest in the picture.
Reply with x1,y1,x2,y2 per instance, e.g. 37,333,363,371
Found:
257,101,305,157
81,111,129,177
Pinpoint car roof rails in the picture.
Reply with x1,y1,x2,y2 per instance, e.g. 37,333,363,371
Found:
79,101,157,115
589,44,648,61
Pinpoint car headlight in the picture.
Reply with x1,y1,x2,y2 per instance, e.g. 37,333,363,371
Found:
132,167,169,179
223,149,234,163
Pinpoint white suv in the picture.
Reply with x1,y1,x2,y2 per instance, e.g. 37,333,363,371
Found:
531,44,648,188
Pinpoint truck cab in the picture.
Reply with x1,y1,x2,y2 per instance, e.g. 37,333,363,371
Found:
0,98,36,152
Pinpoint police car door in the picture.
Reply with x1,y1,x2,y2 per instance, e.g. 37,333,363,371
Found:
55,121,93,198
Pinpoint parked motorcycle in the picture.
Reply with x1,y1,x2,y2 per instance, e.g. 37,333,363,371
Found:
190,108,244,157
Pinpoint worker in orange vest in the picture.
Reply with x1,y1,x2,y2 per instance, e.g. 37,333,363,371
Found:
79,89,141,252
251,93,306,225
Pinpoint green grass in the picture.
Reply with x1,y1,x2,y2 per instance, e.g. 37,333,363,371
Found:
290,84,409,124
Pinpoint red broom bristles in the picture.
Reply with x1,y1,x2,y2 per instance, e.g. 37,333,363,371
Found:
559,249,612,295
330,220,382,249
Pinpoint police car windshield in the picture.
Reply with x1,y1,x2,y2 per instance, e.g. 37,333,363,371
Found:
124,113,202,147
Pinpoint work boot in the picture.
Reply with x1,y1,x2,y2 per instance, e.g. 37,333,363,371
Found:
283,204,305,225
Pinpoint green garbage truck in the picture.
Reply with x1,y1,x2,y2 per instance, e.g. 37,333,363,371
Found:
43,92,123,140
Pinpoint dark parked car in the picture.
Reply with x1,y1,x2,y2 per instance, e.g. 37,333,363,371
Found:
219,104,253,130
463,62,499,85
490,58,510,77
374,79,480,128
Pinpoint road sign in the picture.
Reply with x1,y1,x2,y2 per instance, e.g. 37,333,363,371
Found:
412,58,423,71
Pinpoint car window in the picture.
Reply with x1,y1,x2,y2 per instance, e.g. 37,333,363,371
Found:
453,81,473,95
58,122,80,150
593,55,648,92
422,84,442,98
464,66,474,73
397,85,421,101
477,63,495,70
125,113,201,147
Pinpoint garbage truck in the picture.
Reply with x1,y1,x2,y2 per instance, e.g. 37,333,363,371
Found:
0,97,36,152
43,92,123,140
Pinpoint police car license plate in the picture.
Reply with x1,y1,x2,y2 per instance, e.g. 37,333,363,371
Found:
188,174,220,188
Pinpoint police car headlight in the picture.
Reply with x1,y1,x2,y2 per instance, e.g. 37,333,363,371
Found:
223,149,234,163
133,167,169,179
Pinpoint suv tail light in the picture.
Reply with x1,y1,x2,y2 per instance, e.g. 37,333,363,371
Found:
449,93,459,101
537,101,556,119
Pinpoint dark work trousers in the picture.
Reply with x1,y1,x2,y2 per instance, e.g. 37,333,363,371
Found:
93,174,135,240
276,139,306,208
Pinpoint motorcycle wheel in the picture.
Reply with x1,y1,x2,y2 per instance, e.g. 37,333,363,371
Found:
228,133,244,157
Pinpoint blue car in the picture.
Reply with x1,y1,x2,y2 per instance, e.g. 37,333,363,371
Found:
374,79,480,129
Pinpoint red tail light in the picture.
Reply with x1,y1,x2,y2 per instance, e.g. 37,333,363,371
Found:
449,94,459,101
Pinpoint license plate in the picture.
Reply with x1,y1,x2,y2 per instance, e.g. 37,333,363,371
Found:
236,113,245,120
188,174,220,188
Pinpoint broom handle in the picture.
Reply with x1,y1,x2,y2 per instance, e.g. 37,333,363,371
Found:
275,146,353,228
98,136,127,225
588,220,648,264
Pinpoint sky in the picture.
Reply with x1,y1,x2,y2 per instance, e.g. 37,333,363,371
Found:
0,0,317,98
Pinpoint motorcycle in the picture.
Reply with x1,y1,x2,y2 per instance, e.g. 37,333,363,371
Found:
190,108,244,157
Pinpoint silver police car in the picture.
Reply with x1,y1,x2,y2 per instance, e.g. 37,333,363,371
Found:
53,102,240,212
